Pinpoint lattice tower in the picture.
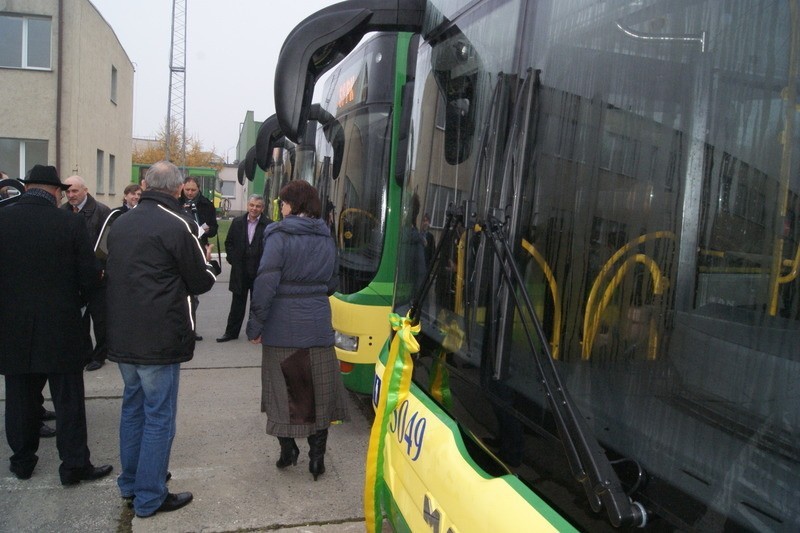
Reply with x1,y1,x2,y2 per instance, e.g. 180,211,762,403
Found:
165,0,187,170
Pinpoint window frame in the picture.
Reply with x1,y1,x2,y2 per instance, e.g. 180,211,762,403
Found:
0,14,52,70
111,65,118,103
220,180,236,198
0,137,49,179
96,149,105,194
108,153,116,193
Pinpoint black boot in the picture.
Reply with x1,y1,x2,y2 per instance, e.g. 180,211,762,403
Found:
276,437,299,468
307,429,328,481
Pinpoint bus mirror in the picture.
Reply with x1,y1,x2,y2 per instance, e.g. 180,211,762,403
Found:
308,104,345,180
331,128,344,180
242,146,258,183
444,84,476,165
237,158,247,185
275,0,425,142
256,115,283,171
308,104,334,125
431,34,479,165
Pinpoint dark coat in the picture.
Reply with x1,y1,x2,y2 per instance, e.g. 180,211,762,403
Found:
62,193,112,243
246,215,338,348
181,192,218,246
0,193,100,375
105,190,217,365
225,212,272,294
94,207,127,260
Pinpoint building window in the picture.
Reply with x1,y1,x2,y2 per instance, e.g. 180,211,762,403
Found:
220,180,236,197
109,154,116,192
111,65,118,103
96,150,105,194
0,15,51,69
0,138,48,179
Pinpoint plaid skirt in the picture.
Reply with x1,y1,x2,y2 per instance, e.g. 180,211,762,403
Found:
261,345,349,438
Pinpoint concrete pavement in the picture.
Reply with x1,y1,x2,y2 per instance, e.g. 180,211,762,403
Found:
0,267,383,532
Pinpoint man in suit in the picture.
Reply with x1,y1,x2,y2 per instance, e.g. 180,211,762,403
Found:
0,164,113,484
217,195,272,342
63,175,112,371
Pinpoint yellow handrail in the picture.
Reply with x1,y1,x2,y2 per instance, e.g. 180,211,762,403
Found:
769,243,800,315
581,231,674,360
768,0,799,315
582,253,668,358
454,230,466,315
520,239,562,359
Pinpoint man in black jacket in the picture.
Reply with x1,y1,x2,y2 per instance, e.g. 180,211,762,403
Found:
180,177,218,247
0,176,57,438
0,165,113,484
216,195,272,342
105,161,216,518
63,175,112,371
181,176,218,341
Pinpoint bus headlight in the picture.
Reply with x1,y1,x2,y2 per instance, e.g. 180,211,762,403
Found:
335,331,359,352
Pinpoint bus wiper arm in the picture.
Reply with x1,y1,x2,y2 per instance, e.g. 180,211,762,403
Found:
483,213,648,529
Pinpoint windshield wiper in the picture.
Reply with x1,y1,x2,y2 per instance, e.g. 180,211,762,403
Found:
483,212,649,529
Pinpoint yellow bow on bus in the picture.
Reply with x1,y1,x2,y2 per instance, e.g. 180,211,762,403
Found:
364,312,420,532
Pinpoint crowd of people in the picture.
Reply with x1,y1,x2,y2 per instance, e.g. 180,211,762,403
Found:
0,163,348,519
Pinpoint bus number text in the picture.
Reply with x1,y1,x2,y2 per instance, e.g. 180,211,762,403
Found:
388,399,426,461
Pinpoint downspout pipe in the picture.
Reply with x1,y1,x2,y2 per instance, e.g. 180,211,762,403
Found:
56,0,64,170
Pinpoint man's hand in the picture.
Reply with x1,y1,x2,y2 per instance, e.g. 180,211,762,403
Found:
250,336,261,345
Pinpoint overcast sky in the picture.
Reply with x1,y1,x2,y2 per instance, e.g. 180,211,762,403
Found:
90,0,339,162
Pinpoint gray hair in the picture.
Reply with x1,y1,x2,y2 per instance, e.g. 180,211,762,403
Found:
66,175,87,188
248,194,264,203
145,161,183,193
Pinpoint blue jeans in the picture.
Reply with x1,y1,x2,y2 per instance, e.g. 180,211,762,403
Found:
117,363,180,516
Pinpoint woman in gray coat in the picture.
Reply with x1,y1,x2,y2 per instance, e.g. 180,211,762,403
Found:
246,180,348,480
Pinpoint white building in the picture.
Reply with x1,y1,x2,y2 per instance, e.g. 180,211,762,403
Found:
0,0,134,205
218,163,249,217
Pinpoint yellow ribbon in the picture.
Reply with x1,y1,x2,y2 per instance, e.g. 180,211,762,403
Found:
364,312,420,532
429,318,462,409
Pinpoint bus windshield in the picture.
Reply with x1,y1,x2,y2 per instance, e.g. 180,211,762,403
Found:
311,34,397,295
396,0,800,530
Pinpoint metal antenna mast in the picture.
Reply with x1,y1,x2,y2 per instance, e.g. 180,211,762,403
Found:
165,0,187,170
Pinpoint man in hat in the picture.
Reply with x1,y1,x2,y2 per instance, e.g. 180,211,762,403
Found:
0,164,113,484
0,174,58,439
62,175,112,371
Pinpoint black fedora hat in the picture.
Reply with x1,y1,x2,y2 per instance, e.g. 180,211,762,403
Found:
23,165,69,190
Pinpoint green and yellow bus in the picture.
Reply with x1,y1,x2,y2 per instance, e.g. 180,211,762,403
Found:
271,0,800,530
246,31,418,394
